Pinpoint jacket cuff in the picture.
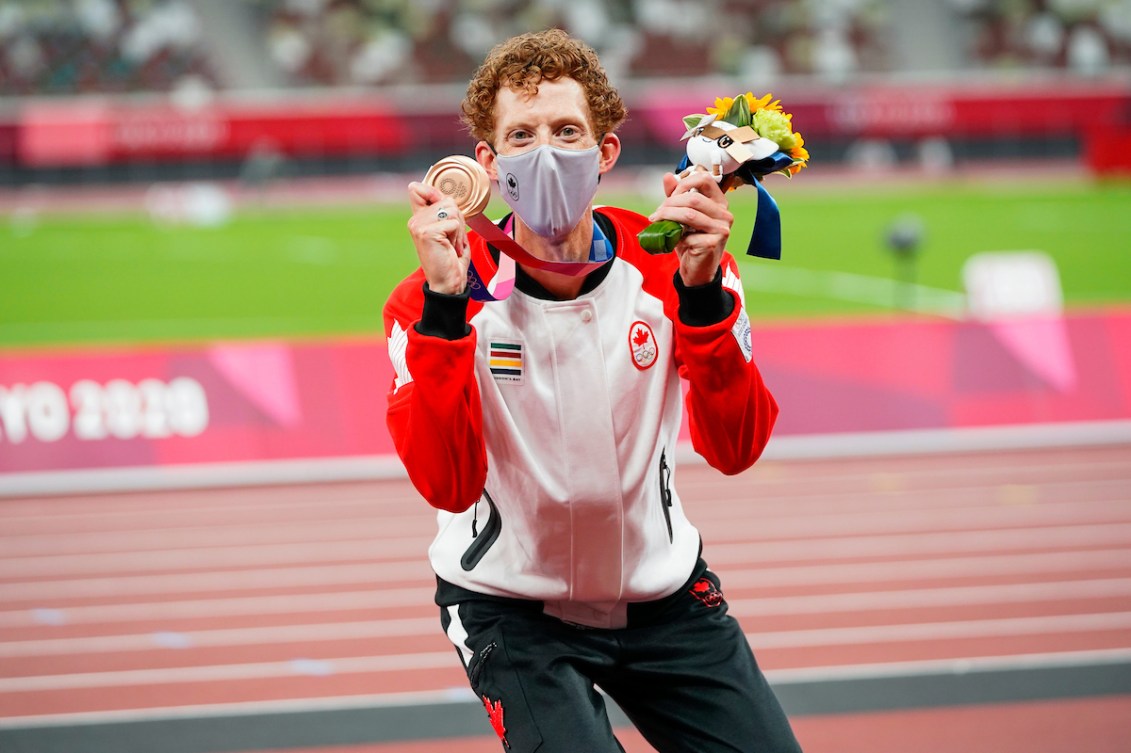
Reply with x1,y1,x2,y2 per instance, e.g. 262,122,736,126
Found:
674,267,734,326
416,283,471,340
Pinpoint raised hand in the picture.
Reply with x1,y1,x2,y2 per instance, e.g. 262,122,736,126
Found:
648,170,734,287
407,181,471,295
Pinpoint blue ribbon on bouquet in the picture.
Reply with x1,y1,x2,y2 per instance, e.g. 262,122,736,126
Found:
674,150,794,261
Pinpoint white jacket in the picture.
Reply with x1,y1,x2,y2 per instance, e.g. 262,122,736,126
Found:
383,207,777,628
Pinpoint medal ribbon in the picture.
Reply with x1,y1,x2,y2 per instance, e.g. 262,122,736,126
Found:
464,214,611,302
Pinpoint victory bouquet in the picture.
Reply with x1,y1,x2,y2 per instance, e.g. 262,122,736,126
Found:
638,92,809,259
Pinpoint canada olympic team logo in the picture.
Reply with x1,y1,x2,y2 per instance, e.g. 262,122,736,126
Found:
628,321,658,371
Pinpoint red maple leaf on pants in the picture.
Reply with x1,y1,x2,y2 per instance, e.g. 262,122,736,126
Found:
482,695,510,748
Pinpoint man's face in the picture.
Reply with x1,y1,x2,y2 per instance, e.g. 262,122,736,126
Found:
492,77,597,155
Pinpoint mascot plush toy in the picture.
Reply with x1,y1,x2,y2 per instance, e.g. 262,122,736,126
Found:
639,92,809,259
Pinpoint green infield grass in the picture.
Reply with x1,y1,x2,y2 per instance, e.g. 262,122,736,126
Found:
2,177,1129,348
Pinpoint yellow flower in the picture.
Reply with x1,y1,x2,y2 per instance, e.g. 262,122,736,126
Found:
706,92,784,120
696,92,808,175
706,97,736,120
788,132,809,175
748,92,783,113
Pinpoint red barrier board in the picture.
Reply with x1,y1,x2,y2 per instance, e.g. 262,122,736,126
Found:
10,80,1130,168
638,80,1131,143
0,339,393,474
1085,122,1131,175
757,310,1131,436
17,99,410,167
1,311,1129,480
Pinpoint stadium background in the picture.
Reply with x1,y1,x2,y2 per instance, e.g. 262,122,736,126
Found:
2,1,1131,752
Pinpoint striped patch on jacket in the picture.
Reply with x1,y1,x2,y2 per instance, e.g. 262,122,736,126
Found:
488,340,524,384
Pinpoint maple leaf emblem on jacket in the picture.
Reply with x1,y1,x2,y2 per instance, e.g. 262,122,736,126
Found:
629,321,658,371
482,695,510,747
690,576,725,607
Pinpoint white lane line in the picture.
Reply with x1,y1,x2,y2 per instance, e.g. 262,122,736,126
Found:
0,686,479,728
700,497,1131,539
1,549,1125,628
2,424,1127,503
696,481,1131,517
0,456,412,499
0,536,435,578
0,650,459,692
3,579,1131,658
4,541,1130,605
0,589,411,627
0,484,420,521
6,512,1126,579
699,487,1131,524
727,577,1131,616
738,262,968,315
3,450,1125,533
723,548,1131,588
693,461,1131,498
4,494,1127,564
0,562,435,601
760,421,1131,462
5,512,1129,581
2,648,1128,729
0,616,439,657
746,611,1131,649
2,613,1129,693
0,516,436,558
708,522,1131,563
766,646,1131,682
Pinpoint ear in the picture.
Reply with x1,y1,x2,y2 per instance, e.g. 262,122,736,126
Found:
598,133,621,175
475,141,498,181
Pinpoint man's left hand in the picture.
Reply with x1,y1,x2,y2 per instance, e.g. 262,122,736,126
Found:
649,171,733,287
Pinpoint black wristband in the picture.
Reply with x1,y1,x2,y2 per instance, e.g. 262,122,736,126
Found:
416,283,472,340
674,267,733,326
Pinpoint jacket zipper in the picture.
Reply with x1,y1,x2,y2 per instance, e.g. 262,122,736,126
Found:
462,489,502,571
659,449,673,543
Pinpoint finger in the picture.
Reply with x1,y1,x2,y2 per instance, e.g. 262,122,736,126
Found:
672,170,727,199
453,220,470,259
408,181,443,210
651,201,733,235
661,172,679,198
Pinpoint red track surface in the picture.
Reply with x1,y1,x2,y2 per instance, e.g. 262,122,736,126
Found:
2,442,1130,751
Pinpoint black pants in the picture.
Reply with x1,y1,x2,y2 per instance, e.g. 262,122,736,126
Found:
437,562,803,753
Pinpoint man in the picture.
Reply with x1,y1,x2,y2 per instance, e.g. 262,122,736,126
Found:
383,28,801,753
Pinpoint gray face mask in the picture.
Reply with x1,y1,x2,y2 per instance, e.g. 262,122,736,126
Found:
494,144,601,241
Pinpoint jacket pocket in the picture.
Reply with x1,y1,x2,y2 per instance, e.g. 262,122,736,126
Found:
464,628,543,753
659,449,673,543
461,489,502,571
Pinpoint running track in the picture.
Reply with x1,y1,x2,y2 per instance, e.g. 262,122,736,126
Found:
2,441,1130,752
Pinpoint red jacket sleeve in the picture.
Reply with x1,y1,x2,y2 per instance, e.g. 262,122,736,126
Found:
383,273,487,512
673,255,779,475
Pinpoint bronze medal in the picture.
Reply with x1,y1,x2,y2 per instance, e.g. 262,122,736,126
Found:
422,156,491,218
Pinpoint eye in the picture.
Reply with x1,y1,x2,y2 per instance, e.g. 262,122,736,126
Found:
558,125,583,139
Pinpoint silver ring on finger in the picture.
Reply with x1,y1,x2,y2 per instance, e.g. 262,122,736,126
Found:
436,208,449,221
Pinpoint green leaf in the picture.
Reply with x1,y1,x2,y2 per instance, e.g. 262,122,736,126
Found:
723,95,751,127
682,114,707,130
637,220,684,253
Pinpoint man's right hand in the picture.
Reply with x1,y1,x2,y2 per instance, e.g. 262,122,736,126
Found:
407,182,471,295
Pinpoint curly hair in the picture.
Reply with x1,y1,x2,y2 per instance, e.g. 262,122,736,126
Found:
460,29,628,145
